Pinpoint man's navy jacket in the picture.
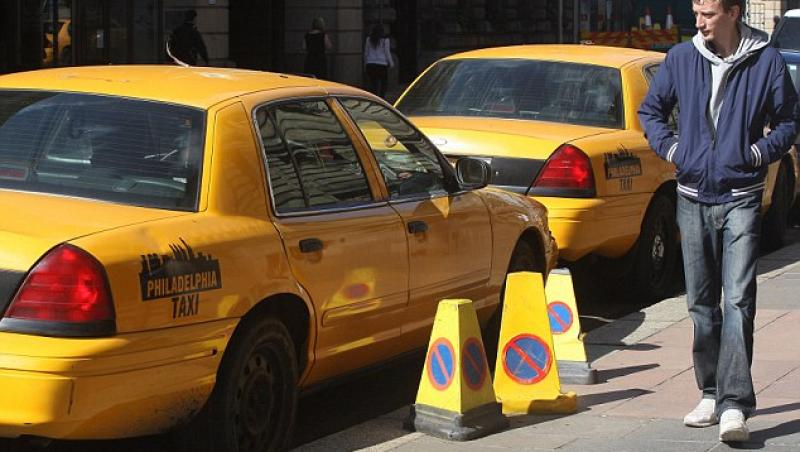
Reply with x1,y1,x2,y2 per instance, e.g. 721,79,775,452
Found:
638,40,800,204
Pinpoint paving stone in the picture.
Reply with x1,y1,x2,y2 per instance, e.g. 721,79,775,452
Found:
753,398,800,424
504,411,646,437
638,297,690,322
557,437,714,452
752,361,800,394
585,344,624,362
754,312,800,361
604,369,701,419
755,309,790,331
592,343,692,371
644,322,694,347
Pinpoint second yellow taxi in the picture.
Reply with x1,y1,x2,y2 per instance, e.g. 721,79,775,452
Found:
396,44,798,300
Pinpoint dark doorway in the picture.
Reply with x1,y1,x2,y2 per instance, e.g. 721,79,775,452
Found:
393,0,418,84
229,0,285,71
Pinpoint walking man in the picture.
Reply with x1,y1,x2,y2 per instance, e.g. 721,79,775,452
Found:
639,0,799,443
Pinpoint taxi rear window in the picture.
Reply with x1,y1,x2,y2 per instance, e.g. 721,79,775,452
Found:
396,59,624,129
0,90,204,211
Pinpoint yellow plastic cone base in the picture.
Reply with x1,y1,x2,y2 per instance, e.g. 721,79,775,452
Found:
407,299,507,440
493,272,578,414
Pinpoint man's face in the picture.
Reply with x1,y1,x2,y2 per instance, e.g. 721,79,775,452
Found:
693,0,740,44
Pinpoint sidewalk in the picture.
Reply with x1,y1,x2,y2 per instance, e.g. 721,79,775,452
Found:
295,242,800,451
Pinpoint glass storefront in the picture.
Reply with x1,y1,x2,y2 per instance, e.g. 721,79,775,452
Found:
1,0,161,74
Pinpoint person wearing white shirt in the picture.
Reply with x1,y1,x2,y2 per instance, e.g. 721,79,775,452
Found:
364,24,394,98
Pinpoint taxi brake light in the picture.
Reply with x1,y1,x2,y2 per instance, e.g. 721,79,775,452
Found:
530,144,595,197
3,244,115,336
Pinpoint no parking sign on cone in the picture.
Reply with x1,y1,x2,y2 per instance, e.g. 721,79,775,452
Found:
405,299,508,440
493,272,577,414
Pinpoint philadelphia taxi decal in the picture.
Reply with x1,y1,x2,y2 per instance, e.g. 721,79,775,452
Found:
604,146,642,192
139,238,222,318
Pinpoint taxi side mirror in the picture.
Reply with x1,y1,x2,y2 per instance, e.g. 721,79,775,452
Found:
455,157,490,190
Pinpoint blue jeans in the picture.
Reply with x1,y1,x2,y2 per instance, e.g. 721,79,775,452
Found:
676,194,760,418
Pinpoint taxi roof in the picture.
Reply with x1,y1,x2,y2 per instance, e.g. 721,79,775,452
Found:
441,44,664,68
0,65,356,109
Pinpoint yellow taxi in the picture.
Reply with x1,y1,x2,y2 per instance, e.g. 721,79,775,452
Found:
396,44,798,300
43,20,72,65
0,66,555,449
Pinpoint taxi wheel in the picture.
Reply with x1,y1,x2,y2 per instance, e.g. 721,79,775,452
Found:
185,317,298,452
634,194,679,301
762,162,791,253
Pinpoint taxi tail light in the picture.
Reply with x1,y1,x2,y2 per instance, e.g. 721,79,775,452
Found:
528,144,596,198
2,244,116,337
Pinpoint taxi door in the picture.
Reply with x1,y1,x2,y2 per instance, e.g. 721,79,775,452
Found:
251,98,409,383
336,97,493,349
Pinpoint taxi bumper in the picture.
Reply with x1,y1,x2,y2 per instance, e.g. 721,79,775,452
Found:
0,320,236,440
534,194,650,262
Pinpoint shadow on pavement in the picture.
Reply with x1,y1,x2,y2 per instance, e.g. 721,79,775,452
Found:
596,363,660,383
729,419,800,450
503,388,654,431
291,353,423,448
576,388,654,411
754,401,800,417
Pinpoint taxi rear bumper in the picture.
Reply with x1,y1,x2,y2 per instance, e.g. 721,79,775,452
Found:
535,194,650,262
0,320,235,440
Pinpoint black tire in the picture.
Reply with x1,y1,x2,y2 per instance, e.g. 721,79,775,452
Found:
633,193,680,302
762,162,791,253
179,317,298,452
484,240,542,366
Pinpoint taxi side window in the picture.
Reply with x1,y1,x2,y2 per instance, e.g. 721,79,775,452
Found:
339,98,447,200
643,64,679,133
256,100,373,213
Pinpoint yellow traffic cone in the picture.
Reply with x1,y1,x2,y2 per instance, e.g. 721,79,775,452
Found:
493,272,577,414
546,268,597,384
406,299,508,440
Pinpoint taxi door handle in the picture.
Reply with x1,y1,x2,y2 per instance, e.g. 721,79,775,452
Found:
407,220,428,234
299,238,323,253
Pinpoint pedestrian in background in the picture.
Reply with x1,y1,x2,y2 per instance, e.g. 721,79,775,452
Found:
168,10,209,66
639,0,798,444
364,24,393,99
303,17,332,80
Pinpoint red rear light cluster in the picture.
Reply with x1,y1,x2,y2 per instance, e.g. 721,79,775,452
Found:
2,244,115,336
530,144,595,197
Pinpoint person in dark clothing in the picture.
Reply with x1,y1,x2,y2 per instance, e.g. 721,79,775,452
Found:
639,0,799,443
168,10,209,66
304,17,332,79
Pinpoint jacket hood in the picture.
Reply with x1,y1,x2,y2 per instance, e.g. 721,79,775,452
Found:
693,22,769,64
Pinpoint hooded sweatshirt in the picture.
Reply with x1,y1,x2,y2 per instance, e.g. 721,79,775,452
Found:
639,22,799,204
693,22,770,131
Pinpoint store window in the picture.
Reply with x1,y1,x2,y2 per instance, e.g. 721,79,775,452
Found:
41,0,73,67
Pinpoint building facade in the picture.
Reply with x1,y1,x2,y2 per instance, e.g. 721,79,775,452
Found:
0,0,795,90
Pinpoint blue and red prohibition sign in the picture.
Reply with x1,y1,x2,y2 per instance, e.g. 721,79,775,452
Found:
547,301,574,335
461,337,488,390
502,333,552,385
427,338,455,390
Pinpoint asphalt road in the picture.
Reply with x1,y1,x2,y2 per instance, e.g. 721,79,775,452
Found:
4,226,799,451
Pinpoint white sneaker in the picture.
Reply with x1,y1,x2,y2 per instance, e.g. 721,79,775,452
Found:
683,398,717,427
719,409,750,442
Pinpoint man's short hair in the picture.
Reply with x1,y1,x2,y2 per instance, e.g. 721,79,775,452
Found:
184,10,197,22
693,0,746,19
